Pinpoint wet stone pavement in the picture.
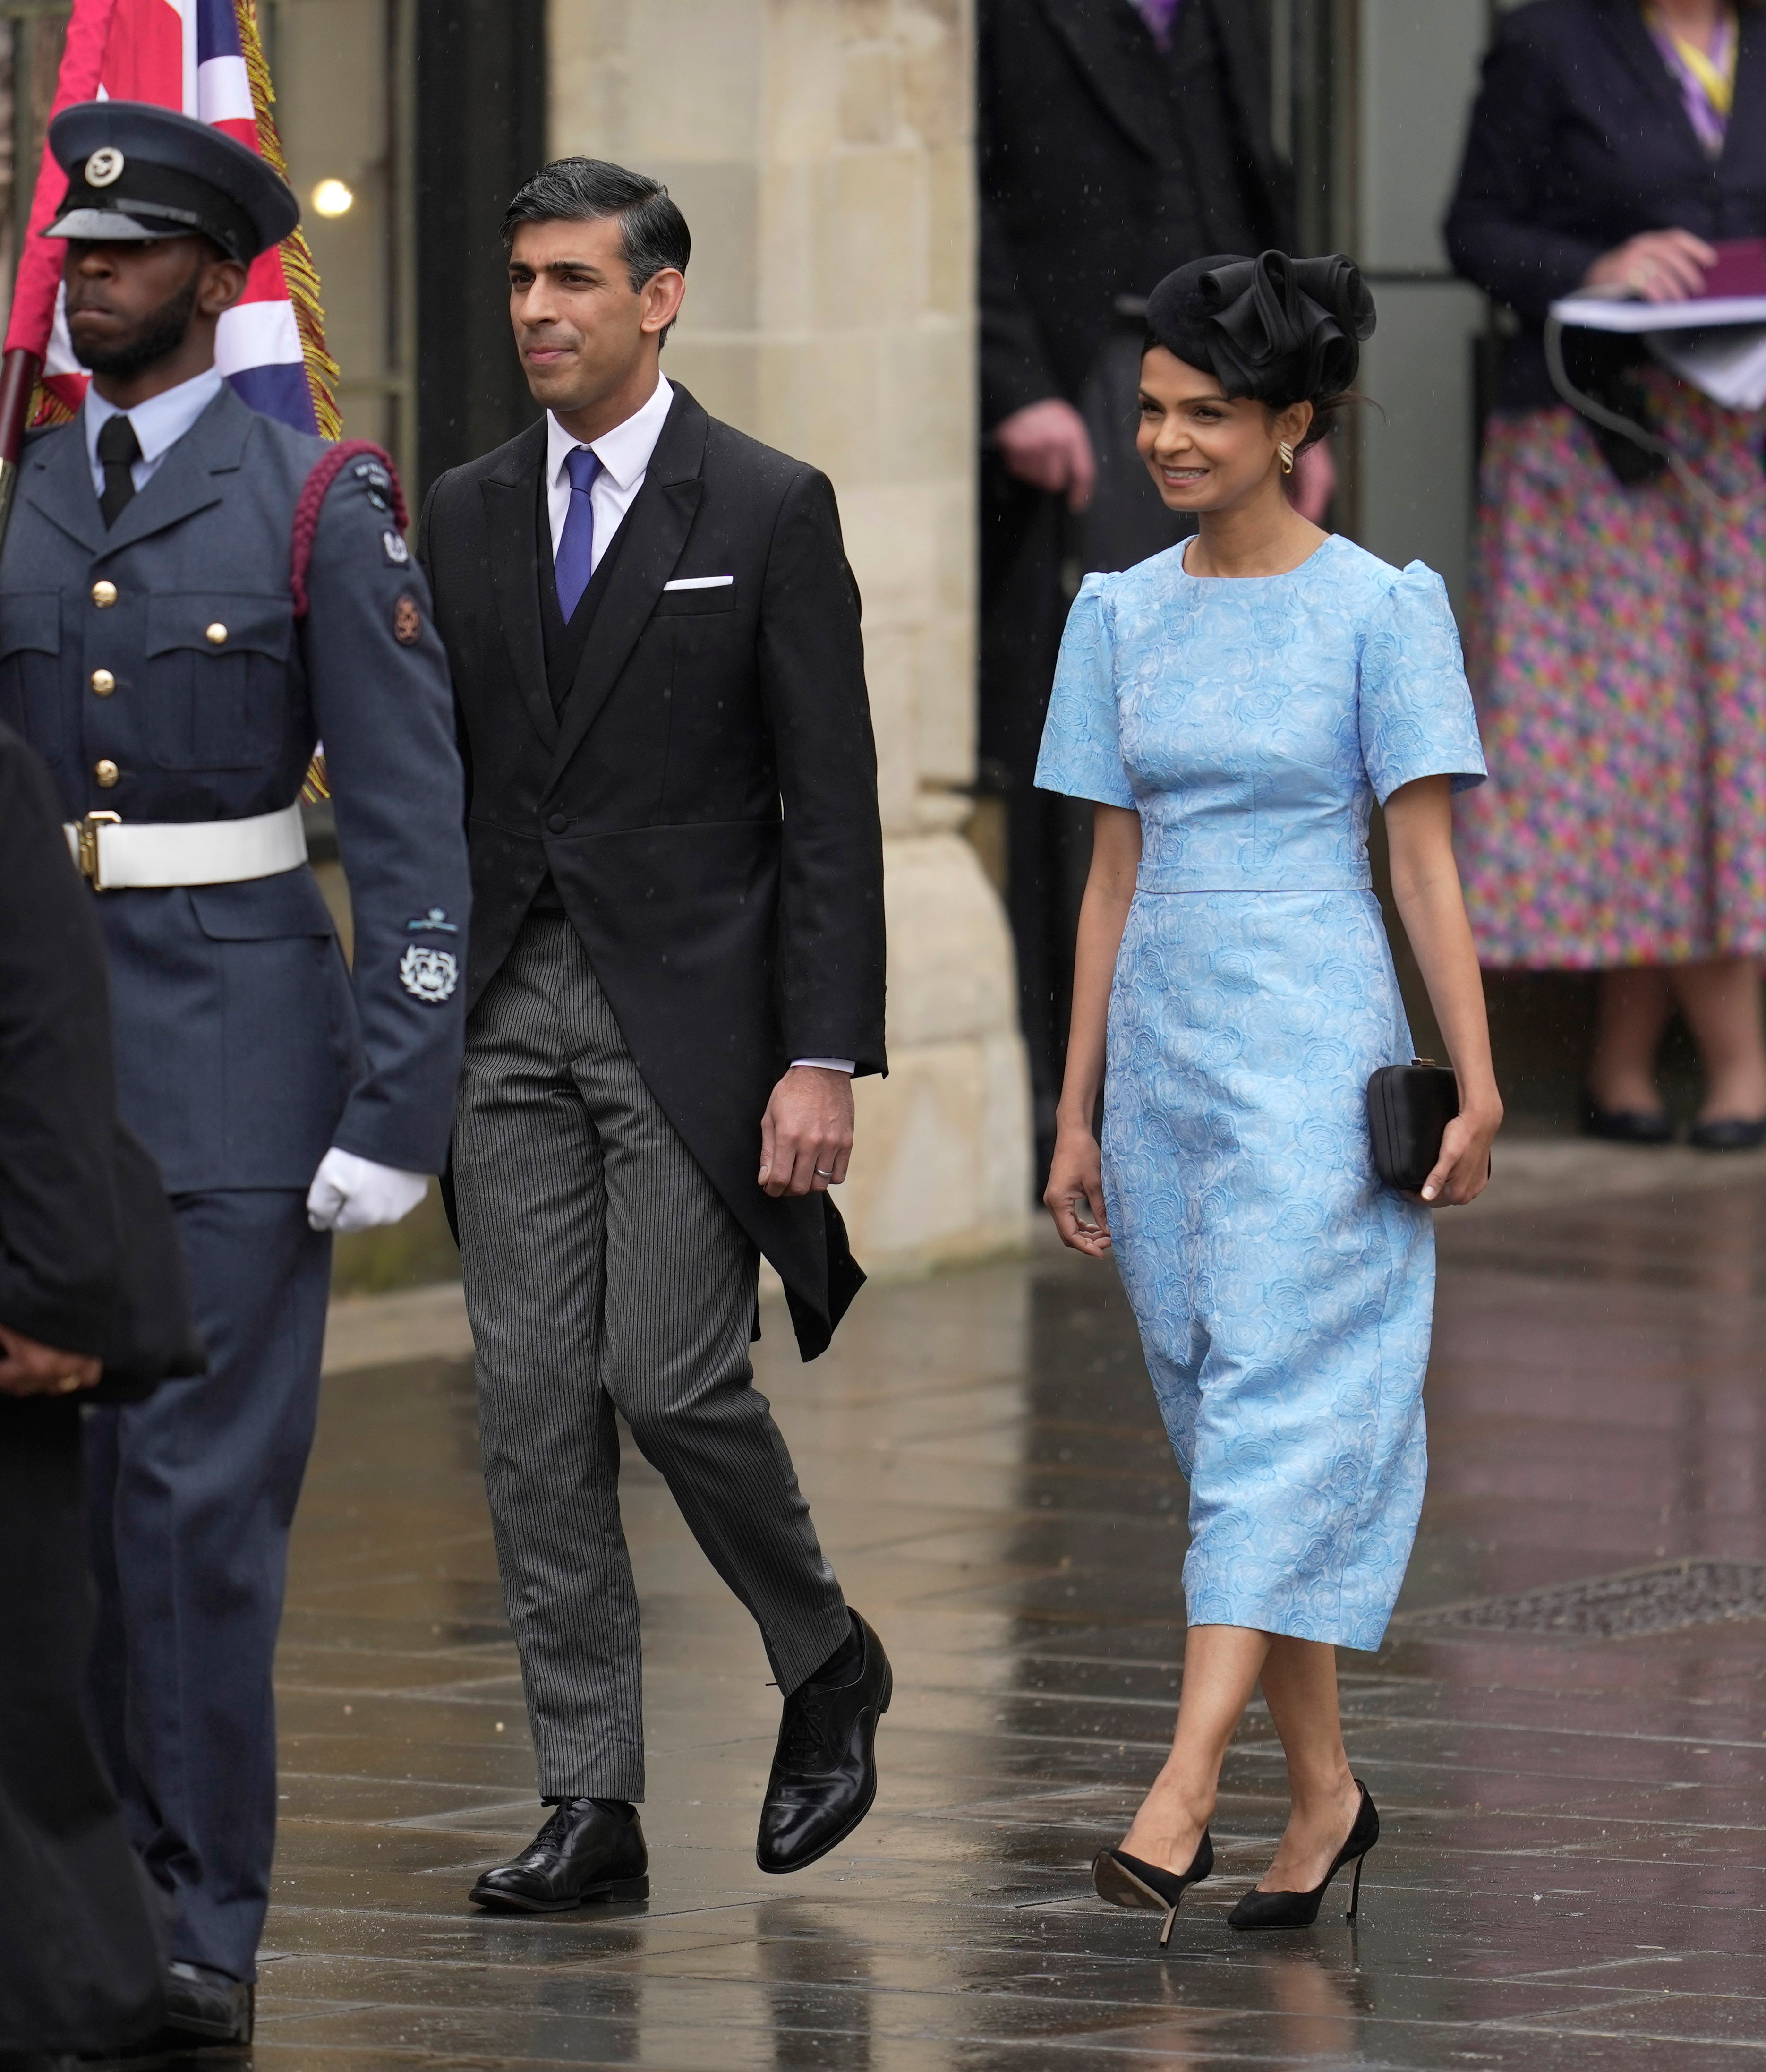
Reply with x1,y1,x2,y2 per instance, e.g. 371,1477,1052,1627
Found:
257,1165,1766,2068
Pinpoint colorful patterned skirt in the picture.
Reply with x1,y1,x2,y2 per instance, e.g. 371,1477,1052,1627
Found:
1455,376,1766,969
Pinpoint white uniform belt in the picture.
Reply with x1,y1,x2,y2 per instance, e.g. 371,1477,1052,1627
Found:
63,802,308,890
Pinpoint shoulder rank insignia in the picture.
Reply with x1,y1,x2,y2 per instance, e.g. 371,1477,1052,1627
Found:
353,457,393,512
393,593,422,644
383,529,410,566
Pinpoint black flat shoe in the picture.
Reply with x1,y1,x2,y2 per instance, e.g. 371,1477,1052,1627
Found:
1581,1099,1675,1145
469,1798,649,1912
757,1610,891,1874
1092,1830,1213,1947
1228,1780,1379,1930
1689,1115,1766,1152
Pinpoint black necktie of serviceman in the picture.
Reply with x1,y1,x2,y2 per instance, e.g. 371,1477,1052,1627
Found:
97,412,142,528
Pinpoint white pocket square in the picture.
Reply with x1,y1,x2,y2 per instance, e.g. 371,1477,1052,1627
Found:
663,575,734,590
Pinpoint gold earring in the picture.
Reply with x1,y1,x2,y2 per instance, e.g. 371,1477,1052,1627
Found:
1279,441,1296,475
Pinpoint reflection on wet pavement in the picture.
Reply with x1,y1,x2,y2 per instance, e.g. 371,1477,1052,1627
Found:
259,1178,1766,2067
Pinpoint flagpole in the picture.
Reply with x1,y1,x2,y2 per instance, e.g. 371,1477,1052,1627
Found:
0,347,43,549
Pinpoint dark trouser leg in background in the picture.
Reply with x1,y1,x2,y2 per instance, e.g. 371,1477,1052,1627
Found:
0,1398,164,2057
980,454,1092,1184
455,916,851,1806
85,1189,331,1986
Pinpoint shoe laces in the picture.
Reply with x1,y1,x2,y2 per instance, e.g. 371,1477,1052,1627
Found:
778,1681,841,1771
527,1801,582,1857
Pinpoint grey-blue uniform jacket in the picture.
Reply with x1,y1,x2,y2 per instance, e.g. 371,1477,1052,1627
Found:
0,384,469,1191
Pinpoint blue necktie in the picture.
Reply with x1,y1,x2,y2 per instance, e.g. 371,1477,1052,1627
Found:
555,445,602,622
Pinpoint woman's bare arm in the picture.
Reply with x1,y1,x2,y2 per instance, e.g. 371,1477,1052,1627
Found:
1383,776,1503,1204
1044,804,1143,1254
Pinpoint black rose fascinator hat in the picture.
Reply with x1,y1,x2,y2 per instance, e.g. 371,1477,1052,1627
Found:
1144,250,1376,407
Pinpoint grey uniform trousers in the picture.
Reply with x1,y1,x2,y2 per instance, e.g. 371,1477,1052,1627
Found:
453,915,850,1800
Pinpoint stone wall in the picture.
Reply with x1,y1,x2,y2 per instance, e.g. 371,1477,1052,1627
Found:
549,0,1032,1273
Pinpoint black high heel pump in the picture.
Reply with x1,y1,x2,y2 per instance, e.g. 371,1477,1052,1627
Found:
1227,1780,1378,1930
1092,1829,1213,1947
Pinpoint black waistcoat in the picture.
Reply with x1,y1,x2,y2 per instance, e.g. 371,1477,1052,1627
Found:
530,467,635,911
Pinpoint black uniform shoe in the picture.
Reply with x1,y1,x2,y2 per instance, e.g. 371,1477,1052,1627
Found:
468,1798,649,1913
1689,1114,1766,1152
162,1961,253,2046
757,1610,891,1874
1581,1098,1675,1145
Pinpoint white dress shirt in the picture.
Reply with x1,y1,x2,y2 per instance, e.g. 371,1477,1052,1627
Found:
545,372,675,572
546,375,852,1080
84,366,226,498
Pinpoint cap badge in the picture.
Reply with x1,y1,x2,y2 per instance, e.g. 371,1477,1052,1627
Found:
85,147,125,188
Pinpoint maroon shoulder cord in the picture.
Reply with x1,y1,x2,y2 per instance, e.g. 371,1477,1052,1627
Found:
290,440,410,618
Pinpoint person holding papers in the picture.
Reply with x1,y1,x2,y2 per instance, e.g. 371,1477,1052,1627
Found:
1445,0,1766,1147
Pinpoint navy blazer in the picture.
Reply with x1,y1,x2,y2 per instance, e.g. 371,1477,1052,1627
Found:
1445,0,1766,409
0,386,470,1192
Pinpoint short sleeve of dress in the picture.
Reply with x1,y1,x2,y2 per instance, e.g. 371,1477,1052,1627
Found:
1357,562,1487,805
1034,576,1136,809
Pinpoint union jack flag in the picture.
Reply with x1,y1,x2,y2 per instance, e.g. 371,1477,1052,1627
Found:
3,0,338,437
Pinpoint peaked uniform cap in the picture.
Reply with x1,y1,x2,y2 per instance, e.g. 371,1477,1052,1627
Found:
44,100,299,265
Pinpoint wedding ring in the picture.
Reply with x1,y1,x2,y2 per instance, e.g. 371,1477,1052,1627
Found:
815,1167,834,1177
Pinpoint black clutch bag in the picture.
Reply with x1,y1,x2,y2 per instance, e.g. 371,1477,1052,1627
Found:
1366,1057,1460,1193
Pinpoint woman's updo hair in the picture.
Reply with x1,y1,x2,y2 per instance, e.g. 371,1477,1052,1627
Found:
1143,251,1375,449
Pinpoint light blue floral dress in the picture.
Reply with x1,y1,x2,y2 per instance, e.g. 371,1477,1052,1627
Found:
1036,534,1486,1649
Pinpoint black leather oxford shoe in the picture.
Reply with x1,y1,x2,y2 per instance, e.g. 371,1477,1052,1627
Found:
757,1610,891,1874
163,1961,254,2046
468,1798,649,1913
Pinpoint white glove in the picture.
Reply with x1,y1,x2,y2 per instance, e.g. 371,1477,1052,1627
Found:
306,1147,430,1233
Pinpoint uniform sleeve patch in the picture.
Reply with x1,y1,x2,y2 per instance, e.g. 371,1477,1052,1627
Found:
353,459,393,513
393,592,422,644
383,529,410,565
400,944,458,1003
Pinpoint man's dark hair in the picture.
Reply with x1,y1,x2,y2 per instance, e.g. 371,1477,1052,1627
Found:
501,157,691,311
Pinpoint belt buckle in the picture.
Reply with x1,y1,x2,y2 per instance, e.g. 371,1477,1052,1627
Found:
75,810,121,890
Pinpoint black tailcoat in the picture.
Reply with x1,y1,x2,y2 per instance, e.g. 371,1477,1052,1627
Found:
419,385,887,1360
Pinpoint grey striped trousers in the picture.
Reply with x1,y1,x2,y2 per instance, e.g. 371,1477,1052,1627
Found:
453,916,849,1800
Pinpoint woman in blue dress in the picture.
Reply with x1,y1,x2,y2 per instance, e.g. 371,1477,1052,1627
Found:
1037,253,1502,1936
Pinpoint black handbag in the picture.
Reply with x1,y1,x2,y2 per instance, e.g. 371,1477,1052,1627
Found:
1365,1057,1460,1193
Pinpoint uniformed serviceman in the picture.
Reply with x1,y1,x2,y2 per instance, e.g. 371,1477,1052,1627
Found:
0,102,470,2048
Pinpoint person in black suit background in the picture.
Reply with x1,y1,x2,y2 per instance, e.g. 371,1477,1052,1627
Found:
1445,0,1766,1146
419,160,891,1913
0,721,201,2067
979,0,1314,1175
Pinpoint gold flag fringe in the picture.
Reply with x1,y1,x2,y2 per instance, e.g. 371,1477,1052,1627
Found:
234,0,338,800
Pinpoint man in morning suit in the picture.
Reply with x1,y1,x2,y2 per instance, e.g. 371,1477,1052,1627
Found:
418,158,891,1910
0,103,469,2045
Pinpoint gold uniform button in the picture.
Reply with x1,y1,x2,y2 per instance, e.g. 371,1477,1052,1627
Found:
91,580,118,607
90,668,116,696
205,622,228,645
94,759,119,788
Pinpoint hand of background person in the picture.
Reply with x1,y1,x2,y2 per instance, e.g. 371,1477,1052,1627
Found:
1044,1121,1113,1256
994,398,1098,511
0,1324,101,1396
1288,439,1336,524
1585,229,1717,304
306,1147,431,1233
759,1066,854,1197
